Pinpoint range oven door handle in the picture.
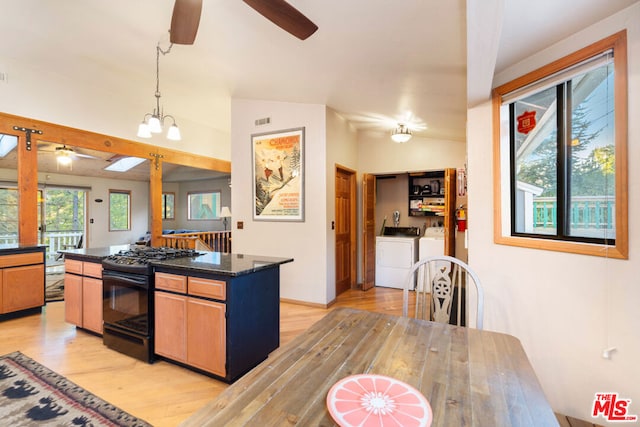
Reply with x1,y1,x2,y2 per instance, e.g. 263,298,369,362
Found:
102,271,149,289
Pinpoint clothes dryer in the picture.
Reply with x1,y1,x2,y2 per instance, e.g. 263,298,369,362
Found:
375,235,419,289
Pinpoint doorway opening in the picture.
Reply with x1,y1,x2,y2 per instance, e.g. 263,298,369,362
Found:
38,187,87,261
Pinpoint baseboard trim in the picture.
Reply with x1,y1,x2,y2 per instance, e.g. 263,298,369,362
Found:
280,297,336,309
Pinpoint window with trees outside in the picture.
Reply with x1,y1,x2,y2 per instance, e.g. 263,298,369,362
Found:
188,191,220,220
493,31,627,259
0,187,18,243
162,192,175,220
109,190,131,231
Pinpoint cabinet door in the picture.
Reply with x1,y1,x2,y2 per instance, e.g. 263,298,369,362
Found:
2,264,44,313
82,277,103,334
443,168,457,256
155,291,187,362
64,273,83,326
187,298,226,377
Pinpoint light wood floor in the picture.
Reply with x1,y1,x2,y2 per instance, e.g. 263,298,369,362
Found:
0,287,409,426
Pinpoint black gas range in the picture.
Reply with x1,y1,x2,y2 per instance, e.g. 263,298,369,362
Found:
102,247,200,362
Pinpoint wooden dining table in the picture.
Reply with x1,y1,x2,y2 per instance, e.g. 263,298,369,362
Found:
181,307,558,426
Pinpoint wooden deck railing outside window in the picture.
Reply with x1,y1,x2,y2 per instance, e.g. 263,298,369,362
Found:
160,231,231,253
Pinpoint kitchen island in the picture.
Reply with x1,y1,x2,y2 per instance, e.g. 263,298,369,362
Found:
60,246,293,382
151,252,293,383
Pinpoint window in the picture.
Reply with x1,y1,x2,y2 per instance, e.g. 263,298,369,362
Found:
0,187,18,242
187,191,220,220
493,31,627,259
109,190,131,231
161,192,175,220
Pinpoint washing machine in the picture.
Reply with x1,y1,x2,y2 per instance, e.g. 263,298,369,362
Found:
419,227,445,260
375,227,420,289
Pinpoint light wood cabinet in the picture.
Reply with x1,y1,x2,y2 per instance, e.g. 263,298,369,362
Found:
64,258,103,334
155,272,226,377
186,298,226,376
64,272,83,325
0,247,45,316
155,291,187,362
153,262,281,383
82,277,103,333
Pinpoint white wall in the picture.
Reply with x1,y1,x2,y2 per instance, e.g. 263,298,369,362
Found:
230,99,329,305
326,107,359,303
467,4,640,423
357,130,466,174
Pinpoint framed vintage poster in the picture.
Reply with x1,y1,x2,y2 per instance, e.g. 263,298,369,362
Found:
252,127,305,221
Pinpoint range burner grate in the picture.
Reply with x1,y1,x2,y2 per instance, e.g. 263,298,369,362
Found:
104,247,200,266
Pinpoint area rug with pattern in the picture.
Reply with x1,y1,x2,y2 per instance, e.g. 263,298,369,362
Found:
45,273,65,303
0,351,152,426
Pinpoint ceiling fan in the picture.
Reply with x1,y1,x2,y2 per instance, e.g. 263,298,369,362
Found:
38,142,99,166
169,0,318,45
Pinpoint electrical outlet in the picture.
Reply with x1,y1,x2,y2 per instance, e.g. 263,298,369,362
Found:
237,221,244,229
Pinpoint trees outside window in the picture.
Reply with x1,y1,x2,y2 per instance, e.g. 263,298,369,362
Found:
109,190,131,231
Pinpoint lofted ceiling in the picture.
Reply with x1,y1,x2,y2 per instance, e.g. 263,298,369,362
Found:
0,0,636,180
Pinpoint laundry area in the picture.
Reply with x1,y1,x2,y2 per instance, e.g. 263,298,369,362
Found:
373,169,467,289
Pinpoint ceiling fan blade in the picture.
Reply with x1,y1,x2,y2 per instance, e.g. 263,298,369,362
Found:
74,152,99,160
243,0,318,40
170,0,203,45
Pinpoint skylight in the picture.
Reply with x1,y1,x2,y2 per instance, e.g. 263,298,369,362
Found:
0,134,18,157
104,157,146,172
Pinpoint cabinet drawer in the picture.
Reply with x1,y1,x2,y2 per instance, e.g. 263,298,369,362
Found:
82,261,102,279
0,252,44,268
156,272,187,293
65,259,83,275
188,277,226,301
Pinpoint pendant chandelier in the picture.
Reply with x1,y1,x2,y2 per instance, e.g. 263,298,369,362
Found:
137,42,181,141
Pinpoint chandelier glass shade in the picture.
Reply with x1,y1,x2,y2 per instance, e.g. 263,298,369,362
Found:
137,42,181,141
391,124,412,143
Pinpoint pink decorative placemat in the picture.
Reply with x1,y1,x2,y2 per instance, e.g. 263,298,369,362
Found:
326,374,432,427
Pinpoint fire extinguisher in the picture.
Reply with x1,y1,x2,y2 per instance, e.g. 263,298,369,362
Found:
456,205,467,232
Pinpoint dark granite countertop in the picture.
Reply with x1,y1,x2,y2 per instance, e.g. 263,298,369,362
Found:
0,244,45,252
152,252,294,277
0,243,47,255
61,245,133,262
